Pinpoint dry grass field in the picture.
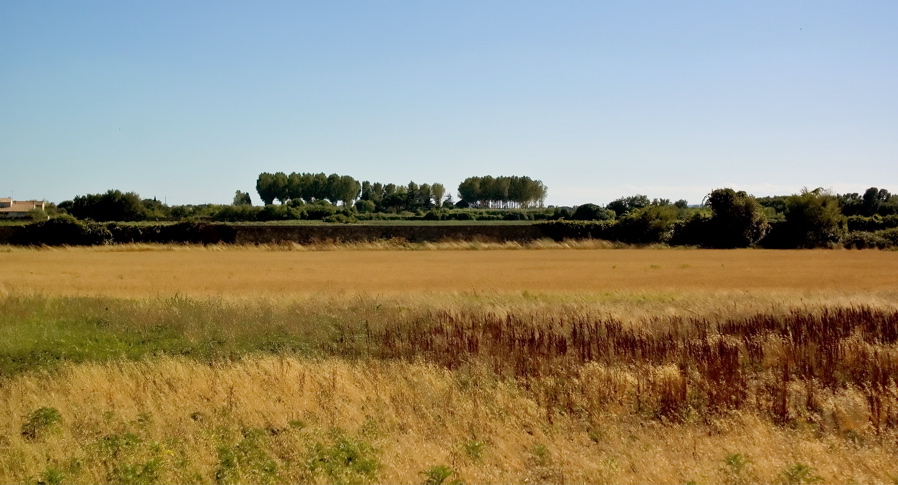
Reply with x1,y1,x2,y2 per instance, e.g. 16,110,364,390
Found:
1,243,897,297
2,244,898,484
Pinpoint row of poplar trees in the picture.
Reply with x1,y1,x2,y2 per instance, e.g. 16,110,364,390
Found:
255,172,448,212
256,172,548,211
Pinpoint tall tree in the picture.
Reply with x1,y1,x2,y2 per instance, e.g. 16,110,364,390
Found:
431,183,446,208
784,188,845,247
233,190,252,206
705,188,769,248
256,173,277,205
272,172,289,204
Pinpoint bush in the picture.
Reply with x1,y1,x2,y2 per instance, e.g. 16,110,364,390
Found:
21,407,62,441
847,214,898,232
704,188,769,248
879,227,898,247
300,204,339,221
305,428,380,484
669,213,712,246
449,211,475,221
323,214,357,224
571,203,614,221
502,211,529,221
537,220,616,240
842,231,890,249
614,205,678,244
780,188,846,248
355,200,376,213
15,215,113,246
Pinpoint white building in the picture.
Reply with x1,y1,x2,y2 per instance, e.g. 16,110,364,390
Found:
0,198,45,219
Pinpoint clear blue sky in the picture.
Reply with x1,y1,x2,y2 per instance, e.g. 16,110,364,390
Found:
2,1,896,206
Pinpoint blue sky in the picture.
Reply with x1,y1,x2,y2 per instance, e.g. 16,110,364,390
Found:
2,1,896,206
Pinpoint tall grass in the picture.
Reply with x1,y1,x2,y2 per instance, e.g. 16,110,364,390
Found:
4,275,898,482
3,357,898,484
3,294,898,431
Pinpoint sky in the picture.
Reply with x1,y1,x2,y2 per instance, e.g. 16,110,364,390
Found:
1,1,896,207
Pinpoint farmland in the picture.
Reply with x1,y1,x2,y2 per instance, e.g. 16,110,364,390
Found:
1,245,898,484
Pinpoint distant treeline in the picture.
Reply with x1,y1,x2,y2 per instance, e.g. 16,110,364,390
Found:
31,184,898,249
253,172,547,212
546,187,898,249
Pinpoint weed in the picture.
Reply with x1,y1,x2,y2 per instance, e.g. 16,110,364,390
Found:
533,444,550,466
781,463,823,484
304,428,380,484
724,453,750,474
461,437,486,461
421,464,463,485
36,467,64,485
722,453,754,484
215,428,279,485
21,407,61,441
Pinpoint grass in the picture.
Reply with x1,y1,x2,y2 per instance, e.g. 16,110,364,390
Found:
1,245,897,297
3,245,898,483
3,357,898,484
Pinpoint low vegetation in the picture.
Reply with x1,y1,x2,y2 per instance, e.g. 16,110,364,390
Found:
2,247,898,483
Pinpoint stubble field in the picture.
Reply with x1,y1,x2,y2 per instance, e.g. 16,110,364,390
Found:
1,243,897,484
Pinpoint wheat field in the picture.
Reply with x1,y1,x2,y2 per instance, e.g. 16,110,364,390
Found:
1,244,897,297
2,245,898,484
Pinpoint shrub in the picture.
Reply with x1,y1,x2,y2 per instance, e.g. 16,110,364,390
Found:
779,188,846,248
216,428,279,485
304,428,380,484
323,214,357,224
615,205,678,244
503,211,530,221
421,465,462,485
537,220,616,240
21,407,62,441
571,203,615,221
705,188,769,248
878,227,898,247
781,463,822,484
842,231,890,249
449,211,475,221
15,215,113,246
355,200,376,213
669,213,712,246
300,204,339,221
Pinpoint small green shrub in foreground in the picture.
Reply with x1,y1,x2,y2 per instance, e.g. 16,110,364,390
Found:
21,407,62,441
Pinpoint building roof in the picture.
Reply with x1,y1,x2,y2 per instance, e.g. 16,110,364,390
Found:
0,200,44,213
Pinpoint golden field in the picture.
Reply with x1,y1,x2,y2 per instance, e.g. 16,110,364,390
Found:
2,244,898,484
1,243,897,297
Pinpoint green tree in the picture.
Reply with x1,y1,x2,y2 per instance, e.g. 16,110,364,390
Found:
272,172,289,204
863,187,891,216
607,195,649,217
256,173,277,205
233,190,252,206
457,177,481,206
418,183,433,209
337,175,361,206
705,188,769,248
616,205,678,244
287,173,304,201
431,183,446,208
60,190,148,221
354,199,376,213
784,188,845,247
571,203,615,221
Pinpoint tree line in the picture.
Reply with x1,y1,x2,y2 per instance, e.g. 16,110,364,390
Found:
457,175,547,208
253,172,548,213
551,186,898,249
254,172,451,213
49,183,898,249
